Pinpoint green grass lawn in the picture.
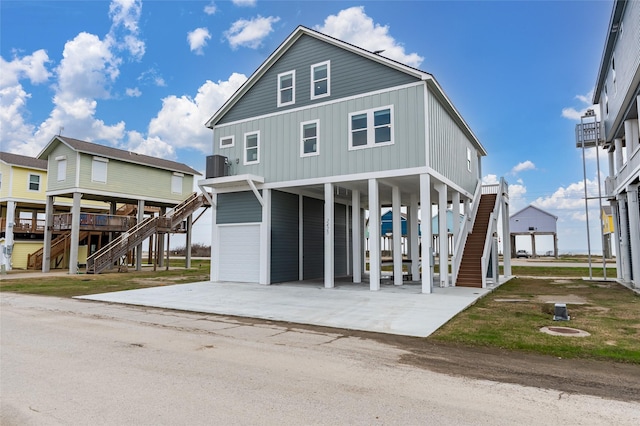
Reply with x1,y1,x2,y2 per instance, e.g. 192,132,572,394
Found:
430,277,640,364
0,266,209,298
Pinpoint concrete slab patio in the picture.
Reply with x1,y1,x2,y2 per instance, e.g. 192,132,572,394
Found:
77,278,500,337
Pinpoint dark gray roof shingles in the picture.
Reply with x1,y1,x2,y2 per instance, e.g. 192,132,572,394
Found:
0,152,48,170
56,136,200,175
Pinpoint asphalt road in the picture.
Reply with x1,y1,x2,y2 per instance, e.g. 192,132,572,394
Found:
1,294,638,425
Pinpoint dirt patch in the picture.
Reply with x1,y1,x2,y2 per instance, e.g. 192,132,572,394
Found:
535,294,588,304
540,326,591,337
227,316,640,403
551,279,573,284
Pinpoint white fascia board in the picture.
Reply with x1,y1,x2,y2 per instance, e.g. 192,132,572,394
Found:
263,166,430,190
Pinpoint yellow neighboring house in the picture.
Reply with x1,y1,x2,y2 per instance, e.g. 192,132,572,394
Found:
0,152,108,270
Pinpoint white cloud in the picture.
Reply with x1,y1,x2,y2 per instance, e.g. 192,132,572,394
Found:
561,90,600,121
315,6,424,68
126,87,141,97
125,131,176,159
510,160,536,175
0,49,51,87
187,28,212,55
482,174,499,185
0,50,51,154
147,73,247,153
204,2,217,15
55,32,120,100
232,0,256,6
534,178,600,211
224,16,280,49
107,0,145,60
138,68,166,87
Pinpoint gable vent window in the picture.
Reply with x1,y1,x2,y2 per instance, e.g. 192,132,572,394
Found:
311,61,330,100
171,172,184,194
277,70,295,107
467,148,472,172
56,156,67,181
91,157,108,183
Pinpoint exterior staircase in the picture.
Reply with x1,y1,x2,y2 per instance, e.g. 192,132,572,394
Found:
456,193,497,288
27,231,89,270
86,192,209,274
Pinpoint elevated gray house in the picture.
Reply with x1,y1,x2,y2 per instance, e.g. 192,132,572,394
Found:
199,26,510,292
592,0,639,289
509,205,558,258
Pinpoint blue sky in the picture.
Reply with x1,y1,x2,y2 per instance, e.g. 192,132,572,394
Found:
1,0,614,253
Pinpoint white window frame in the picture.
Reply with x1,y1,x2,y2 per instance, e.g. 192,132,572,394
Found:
310,61,330,100
0,172,3,190
91,157,109,183
171,172,184,194
612,56,616,96
220,135,234,149
56,156,67,182
277,70,295,107
467,148,472,172
348,105,394,150
244,131,260,165
300,119,320,157
28,173,41,192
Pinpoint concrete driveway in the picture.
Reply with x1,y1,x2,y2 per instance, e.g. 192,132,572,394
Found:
78,278,498,337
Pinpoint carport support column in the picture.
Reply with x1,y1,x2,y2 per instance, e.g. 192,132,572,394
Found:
408,193,420,280
210,194,219,282
392,186,402,286
502,197,511,277
451,191,460,285
352,190,362,283
136,200,144,271
627,184,640,288
420,174,433,293
69,192,81,274
531,234,537,258
436,182,448,287
4,201,15,271
611,200,622,280
324,183,334,289
368,178,381,291
260,189,271,285
43,196,54,273
185,214,192,269
617,194,632,282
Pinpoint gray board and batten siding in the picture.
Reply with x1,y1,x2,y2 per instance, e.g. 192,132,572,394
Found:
216,84,427,183
217,34,421,125
216,191,262,224
271,190,300,283
428,91,481,195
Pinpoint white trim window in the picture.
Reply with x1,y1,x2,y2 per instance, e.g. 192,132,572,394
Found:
612,56,616,96
244,131,260,165
56,156,67,182
171,172,184,194
310,61,330,100
28,173,41,191
466,148,472,172
348,105,394,150
300,119,320,157
91,157,108,183
277,70,295,107
220,135,234,149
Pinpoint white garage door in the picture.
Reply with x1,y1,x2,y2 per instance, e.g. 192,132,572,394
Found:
218,224,260,282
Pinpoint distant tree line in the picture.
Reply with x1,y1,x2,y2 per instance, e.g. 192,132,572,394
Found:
172,243,211,257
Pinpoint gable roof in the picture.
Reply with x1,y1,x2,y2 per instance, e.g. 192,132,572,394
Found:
38,136,200,175
0,152,47,171
205,25,487,156
510,204,558,221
